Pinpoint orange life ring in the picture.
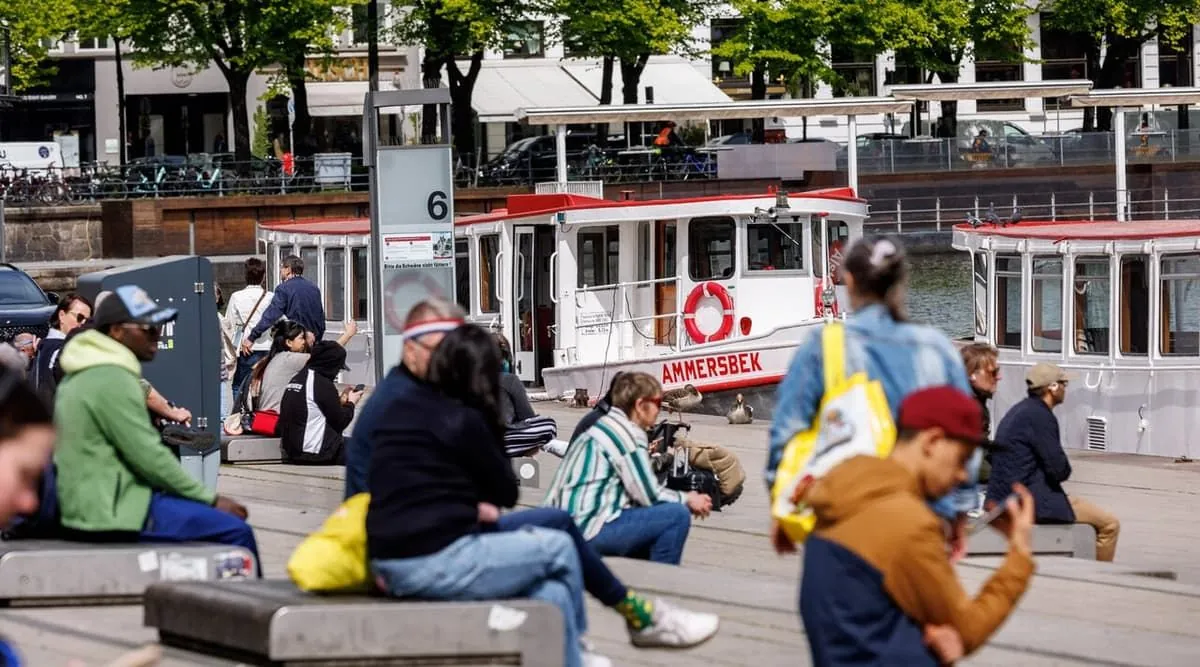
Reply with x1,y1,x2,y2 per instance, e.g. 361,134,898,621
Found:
814,284,840,318
683,282,734,343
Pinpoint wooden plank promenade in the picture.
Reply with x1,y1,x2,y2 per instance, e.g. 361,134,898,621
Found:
4,401,1200,666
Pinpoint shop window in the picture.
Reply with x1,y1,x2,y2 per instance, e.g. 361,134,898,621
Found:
503,21,545,59
479,234,500,313
710,18,746,84
1031,257,1063,353
1119,255,1149,355
975,38,1025,112
831,44,876,97
77,36,111,50
1073,257,1109,355
324,248,346,321
455,238,471,311
995,255,1022,348
746,221,805,272
351,247,369,320
1160,33,1194,88
1040,18,1090,109
1160,254,1200,356
689,217,736,281
577,226,619,287
810,219,850,283
973,253,988,337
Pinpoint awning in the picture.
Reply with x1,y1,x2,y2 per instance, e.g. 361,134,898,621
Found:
1069,86,1200,107
888,80,1093,101
515,97,914,126
560,56,731,106
472,61,598,123
307,81,397,118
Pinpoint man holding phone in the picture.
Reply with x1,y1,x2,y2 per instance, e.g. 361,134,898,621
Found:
799,386,1036,666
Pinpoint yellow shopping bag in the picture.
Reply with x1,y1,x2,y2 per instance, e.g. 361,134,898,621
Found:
287,493,371,593
770,322,896,544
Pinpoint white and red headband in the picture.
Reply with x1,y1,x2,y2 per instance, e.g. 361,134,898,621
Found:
402,318,463,340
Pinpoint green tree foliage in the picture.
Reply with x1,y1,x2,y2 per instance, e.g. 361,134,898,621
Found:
0,0,78,91
1043,0,1200,130
252,104,271,158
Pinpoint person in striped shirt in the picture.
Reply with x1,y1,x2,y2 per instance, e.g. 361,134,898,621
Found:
543,372,713,565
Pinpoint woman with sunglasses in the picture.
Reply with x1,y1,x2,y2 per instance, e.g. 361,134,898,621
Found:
31,293,92,400
542,371,713,565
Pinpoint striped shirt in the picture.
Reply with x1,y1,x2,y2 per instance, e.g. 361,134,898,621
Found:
543,407,686,540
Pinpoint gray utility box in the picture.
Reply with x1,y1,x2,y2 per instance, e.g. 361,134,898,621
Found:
76,256,221,492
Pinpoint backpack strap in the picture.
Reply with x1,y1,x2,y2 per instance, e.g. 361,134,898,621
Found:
821,321,847,390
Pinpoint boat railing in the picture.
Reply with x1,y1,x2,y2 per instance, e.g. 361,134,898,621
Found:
574,275,682,356
534,180,605,198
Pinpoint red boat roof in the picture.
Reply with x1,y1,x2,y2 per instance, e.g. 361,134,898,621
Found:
259,187,864,235
953,219,1200,241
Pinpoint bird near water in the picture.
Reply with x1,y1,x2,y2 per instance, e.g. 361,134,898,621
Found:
727,393,753,424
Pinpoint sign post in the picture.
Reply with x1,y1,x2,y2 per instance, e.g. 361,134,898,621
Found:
362,89,454,379
286,97,295,153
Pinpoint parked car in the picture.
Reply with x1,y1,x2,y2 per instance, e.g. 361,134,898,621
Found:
477,133,601,185
0,264,58,342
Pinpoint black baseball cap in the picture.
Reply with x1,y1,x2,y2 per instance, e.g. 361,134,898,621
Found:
92,285,179,328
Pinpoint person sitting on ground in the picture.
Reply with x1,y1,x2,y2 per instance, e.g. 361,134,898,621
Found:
240,255,325,356
32,293,92,399
53,284,259,571
987,363,1120,562
493,333,566,457
800,386,1036,666
543,371,712,565
279,340,363,464
247,320,357,415
348,300,719,658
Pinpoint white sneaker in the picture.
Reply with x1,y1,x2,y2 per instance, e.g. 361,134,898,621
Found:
542,438,569,458
629,599,720,648
580,638,613,667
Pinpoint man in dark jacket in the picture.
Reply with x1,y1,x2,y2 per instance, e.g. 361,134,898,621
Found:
241,255,325,353
986,362,1120,561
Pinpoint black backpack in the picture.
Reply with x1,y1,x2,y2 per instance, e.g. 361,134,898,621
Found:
647,420,728,512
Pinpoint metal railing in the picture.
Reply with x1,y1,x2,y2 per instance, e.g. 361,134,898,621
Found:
575,276,681,354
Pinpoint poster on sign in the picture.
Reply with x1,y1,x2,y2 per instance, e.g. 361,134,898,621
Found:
381,231,454,269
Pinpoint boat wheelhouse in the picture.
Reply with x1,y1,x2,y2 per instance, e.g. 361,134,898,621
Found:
953,219,1200,459
257,186,870,416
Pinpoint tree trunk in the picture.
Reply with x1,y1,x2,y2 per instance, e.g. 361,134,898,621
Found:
421,49,442,144
750,63,767,100
225,70,253,164
114,37,128,166
1093,32,1145,132
286,53,314,160
599,56,614,104
937,71,960,138
619,55,649,104
447,52,483,161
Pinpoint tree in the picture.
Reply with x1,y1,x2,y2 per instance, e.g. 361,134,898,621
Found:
0,0,78,91
77,1,132,164
1043,0,1200,131
118,0,349,163
898,0,1033,136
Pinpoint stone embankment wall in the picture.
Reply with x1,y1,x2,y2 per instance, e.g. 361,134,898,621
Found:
1,205,104,262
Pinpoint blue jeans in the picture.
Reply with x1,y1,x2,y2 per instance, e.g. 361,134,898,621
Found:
372,526,585,667
141,493,261,577
589,503,691,565
496,507,627,607
232,350,266,408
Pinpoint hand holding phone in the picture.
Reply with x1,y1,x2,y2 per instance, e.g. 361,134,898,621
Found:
353,383,366,392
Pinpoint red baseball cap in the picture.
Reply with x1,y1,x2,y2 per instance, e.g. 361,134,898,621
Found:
897,386,987,446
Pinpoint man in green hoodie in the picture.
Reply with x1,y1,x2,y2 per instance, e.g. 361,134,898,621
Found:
54,285,259,570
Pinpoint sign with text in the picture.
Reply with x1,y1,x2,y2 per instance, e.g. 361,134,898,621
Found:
373,145,455,367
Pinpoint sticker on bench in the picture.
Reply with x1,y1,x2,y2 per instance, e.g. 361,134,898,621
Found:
159,553,210,581
137,550,160,573
487,605,528,632
214,551,254,580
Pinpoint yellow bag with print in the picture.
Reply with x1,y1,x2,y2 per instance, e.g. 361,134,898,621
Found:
770,321,897,543
287,493,371,593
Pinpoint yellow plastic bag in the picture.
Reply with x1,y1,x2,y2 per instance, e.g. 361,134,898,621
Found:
287,493,370,593
770,322,897,543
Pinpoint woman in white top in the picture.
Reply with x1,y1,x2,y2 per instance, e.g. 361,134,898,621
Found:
224,258,274,405
248,320,358,414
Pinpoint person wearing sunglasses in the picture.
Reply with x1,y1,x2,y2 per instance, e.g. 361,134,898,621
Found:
543,371,713,566
53,285,260,571
31,293,92,400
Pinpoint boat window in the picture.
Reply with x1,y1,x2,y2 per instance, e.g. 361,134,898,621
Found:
300,246,320,282
324,248,346,322
1073,256,1109,355
746,221,805,272
810,219,850,282
577,226,619,286
1031,257,1063,353
638,222,650,282
1160,253,1200,356
689,217,736,281
454,239,471,311
350,248,369,320
973,253,988,337
479,234,500,313
994,254,1022,348
1119,255,1149,355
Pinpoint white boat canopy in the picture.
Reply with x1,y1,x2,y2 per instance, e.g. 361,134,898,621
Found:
1069,87,1200,222
514,98,915,194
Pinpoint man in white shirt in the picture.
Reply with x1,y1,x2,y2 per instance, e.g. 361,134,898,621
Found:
224,258,274,406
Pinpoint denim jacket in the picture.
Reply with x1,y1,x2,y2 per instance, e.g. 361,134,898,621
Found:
767,304,979,520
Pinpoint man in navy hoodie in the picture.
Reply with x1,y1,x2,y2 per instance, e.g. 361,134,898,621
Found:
241,255,325,353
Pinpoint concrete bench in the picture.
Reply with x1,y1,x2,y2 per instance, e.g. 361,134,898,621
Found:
221,436,283,464
0,540,256,606
144,579,563,665
967,523,1096,559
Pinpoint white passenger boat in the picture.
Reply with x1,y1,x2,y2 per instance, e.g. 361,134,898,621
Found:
953,219,1200,458
256,186,869,417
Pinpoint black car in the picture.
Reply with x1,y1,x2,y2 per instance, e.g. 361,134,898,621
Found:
0,264,57,342
478,134,601,185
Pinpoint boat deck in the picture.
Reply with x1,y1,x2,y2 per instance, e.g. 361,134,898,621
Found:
5,403,1200,666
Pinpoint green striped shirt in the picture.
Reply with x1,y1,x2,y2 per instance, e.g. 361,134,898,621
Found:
543,407,686,540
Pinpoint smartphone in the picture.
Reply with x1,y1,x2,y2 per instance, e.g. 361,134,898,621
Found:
353,384,366,392
968,493,1017,535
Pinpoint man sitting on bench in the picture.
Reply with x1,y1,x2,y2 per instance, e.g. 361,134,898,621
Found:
54,285,259,571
